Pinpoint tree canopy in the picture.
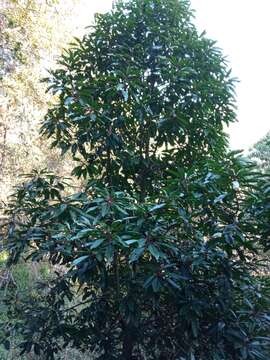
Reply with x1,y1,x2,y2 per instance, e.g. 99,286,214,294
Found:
41,0,236,196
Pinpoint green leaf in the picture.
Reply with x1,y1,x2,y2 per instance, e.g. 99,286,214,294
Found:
125,239,138,245
214,193,227,204
166,278,180,290
101,203,109,217
105,244,114,264
51,204,67,218
149,203,166,212
129,247,145,263
143,275,155,288
148,244,161,261
114,204,128,215
151,277,161,292
88,239,104,249
71,228,94,240
73,255,89,266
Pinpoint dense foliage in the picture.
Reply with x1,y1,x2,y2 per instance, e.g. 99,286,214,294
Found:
41,0,236,196
1,0,270,359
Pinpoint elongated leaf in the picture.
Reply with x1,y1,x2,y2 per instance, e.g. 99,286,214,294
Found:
148,244,161,261
88,239,104,249
73,255,89,266
129,247,145,263
149,203,165,212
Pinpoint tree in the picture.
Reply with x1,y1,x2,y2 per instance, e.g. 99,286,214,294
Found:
0,0,82,204
249,131,270,171
1,1,270,359
41,0,236,197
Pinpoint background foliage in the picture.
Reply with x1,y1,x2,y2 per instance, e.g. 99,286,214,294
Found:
0,0,84,205
249,132,270,172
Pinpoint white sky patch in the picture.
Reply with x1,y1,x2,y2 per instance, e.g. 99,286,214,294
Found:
76,0,270,151
192,0,270,151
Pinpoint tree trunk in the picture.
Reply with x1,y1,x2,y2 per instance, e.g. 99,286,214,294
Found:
0,124,7,176
122,328,134,359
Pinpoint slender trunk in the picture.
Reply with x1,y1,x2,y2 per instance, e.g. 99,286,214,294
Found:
0,125,7,175
122,327,134,359
114,252,120,304
106,136,112,188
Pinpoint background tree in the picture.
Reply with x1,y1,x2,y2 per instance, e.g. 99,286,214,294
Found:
249,131,270,171
1,1,270,359
0,0,84,205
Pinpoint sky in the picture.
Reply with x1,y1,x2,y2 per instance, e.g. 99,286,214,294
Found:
76,0,270,151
